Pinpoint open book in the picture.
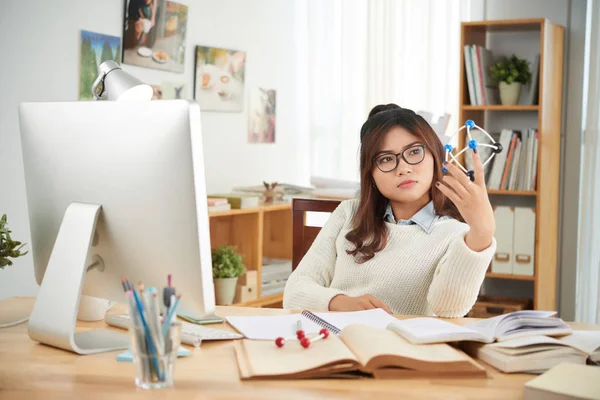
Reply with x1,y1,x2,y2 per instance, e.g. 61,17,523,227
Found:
234,324,486,380
387,310,572,345
463,330,600,374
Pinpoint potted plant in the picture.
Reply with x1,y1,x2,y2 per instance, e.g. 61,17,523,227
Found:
212,245,245,305
490,54,532,105
0,214,28,269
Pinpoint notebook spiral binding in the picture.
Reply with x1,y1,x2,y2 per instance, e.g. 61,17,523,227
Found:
301,311,341,336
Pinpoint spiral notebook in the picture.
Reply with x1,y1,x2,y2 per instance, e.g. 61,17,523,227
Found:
226,308,400,340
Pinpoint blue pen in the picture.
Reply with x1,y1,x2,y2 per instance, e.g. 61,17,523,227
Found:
131,288,164,381
162,295,180,339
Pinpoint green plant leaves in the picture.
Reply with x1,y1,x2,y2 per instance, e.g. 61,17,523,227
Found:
211,245,245,279
490,54,531,85
0,214,28,269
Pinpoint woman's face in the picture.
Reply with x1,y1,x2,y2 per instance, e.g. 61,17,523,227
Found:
371,126,434,205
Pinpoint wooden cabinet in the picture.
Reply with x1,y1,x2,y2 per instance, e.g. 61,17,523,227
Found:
208,203,291,308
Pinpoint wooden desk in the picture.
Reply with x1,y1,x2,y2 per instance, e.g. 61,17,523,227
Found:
1,297,598,399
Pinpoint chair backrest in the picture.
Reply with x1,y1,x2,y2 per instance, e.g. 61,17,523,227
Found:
292,198,341,271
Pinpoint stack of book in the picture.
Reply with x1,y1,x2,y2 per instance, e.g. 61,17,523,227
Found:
464,44,498,105
486,128,539,191
261,257,292,297
387,310,600,374
207,197,231,212
207,194,260,211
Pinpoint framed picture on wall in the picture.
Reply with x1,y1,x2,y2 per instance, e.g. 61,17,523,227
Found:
248,87,276,143
79,30,121,100
122,0,188,73
194,46,246,112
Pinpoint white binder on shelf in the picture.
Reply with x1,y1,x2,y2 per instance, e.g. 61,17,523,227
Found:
491,206,514,274
513,207,536,276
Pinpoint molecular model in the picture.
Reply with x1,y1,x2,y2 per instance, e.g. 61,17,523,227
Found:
443,119,503,181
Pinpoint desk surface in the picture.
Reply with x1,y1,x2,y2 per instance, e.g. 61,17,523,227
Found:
1,297,599,400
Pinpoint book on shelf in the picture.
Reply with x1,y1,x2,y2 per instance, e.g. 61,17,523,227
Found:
207,194,260,209
207,197,228,206
463,45,497,105
386,310,572,345
523,364,600,400
462,330,600,374
235,323,486,380
486,129,538,191
207,203,231,212
526,54,541,106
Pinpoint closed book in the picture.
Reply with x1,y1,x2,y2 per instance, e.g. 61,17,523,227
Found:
208,194,260,209
207,197,228,206
524,364,600,400
463,330,600,374
208,204,231,212
235,323,486,380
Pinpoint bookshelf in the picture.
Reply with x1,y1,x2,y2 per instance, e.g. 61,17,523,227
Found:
208,203,292,308
459,19,564,311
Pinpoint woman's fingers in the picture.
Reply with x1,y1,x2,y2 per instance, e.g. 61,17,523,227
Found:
367,296,392,314
472,151,486,187
442,174,469,200
436,180,463,208
445,160,474,191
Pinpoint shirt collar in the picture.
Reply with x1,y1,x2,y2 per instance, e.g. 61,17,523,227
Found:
384,200,439,234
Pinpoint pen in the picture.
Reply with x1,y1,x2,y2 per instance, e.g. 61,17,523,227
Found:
131,288,163,381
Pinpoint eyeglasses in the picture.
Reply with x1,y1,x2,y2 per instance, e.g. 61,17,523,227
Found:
373,144,427,172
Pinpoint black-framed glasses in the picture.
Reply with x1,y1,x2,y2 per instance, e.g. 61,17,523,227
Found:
373,144,427,172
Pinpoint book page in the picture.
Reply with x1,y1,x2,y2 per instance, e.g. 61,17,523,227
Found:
226,314,322,340
558,330,600,354
465,310,556,339
236,334,359,379
340,324,475,372
312,308,401,331
387,318,490,344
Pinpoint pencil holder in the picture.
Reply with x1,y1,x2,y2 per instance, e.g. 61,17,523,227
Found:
129,321,182,389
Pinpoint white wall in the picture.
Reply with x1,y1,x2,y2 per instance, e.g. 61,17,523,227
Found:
0,0,309,300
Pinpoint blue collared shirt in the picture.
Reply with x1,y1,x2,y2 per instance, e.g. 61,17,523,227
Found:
383,200,449,234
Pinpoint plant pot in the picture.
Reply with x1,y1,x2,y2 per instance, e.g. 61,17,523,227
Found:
213,277,238,305
499,82,522,105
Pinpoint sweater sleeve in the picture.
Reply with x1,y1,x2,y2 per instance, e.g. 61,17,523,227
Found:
282,201,352,311
427,230,496,318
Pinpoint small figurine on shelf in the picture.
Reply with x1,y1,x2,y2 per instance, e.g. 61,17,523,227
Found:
263,181,283,203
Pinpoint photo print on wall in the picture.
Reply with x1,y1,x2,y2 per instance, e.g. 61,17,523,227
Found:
194,46,246,111
79,30,121,100
122,0,188,73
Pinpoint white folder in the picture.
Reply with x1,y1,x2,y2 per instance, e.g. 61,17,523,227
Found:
513,207,536,276
492,206,514,274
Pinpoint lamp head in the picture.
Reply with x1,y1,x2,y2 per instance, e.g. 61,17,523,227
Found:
92,60,153,101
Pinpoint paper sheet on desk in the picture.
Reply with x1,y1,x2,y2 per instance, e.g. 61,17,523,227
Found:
226,309,399,340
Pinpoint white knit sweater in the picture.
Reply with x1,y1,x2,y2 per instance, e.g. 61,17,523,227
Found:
283,199,496,317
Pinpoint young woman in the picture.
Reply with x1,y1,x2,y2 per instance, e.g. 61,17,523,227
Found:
283,104,496,318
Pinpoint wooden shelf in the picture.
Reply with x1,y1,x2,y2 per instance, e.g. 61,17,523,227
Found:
487,189,537,196
208,203,291,218
234,293,283,308
461,105,539,111
486,273,536,281
460,19,564,311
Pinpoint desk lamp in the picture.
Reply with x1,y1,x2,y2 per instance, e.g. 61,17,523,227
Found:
92,60,153,101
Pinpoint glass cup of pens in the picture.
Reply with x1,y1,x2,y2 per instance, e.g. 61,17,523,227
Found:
125,288,182,389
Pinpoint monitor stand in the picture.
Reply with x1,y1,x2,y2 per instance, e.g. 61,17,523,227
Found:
27,203,129,354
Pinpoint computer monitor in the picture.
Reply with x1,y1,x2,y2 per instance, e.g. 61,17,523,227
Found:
18,100,215,354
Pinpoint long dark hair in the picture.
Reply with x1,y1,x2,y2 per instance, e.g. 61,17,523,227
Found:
345,104,462,263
